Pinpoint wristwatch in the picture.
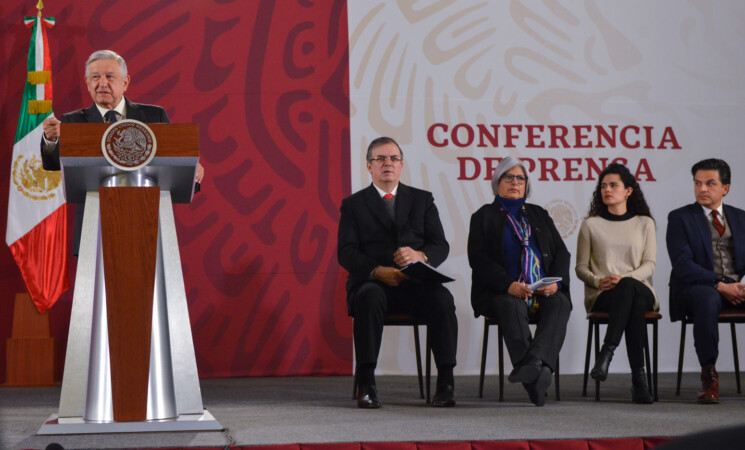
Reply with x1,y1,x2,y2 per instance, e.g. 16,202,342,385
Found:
421,252,429,264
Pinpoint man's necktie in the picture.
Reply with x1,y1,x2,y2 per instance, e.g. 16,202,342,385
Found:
382,193,394,220
104,110,119,123
712,210,725,236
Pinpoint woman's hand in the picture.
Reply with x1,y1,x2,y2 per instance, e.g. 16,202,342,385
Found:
508,282,533,299
535,282,558,297
598,275,621,291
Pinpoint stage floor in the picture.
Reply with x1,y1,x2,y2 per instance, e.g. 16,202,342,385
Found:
1,373,743,450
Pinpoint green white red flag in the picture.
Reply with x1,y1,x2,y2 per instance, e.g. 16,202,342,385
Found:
5,11,69,313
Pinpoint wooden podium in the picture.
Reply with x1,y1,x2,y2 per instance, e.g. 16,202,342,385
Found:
38,123,222,434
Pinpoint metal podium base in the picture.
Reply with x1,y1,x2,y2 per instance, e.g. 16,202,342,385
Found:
37,409,223,435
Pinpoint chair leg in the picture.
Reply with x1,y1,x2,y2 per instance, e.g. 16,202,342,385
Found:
644,330,652,398
498,325,504,402
554,357,560,401
676,321,687,396
352,369,358,399
425,327,431,404
479,323,489,398
413,325,424,400
594,321,600,401
653,320,659,401
731,323,741,394
583,319,593,397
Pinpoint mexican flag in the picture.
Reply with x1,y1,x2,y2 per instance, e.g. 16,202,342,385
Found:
5,14,68,314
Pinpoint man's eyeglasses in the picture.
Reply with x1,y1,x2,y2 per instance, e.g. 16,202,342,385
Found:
368,155,403,163
501,174,528,185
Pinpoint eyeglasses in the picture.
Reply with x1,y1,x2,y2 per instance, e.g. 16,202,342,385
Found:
501,174,528,185
368,155,403,163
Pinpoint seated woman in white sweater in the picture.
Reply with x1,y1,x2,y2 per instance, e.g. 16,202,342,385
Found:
575,163,658,404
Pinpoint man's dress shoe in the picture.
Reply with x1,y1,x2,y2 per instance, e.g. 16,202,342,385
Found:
697,366,719,404
432,384,456,407
508,356,542,384
357,384,382,409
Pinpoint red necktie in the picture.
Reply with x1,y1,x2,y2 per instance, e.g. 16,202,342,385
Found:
383,193,394,200
712,210,725,236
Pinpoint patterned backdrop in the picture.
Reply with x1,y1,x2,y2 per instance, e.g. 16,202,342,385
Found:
0,0,352,381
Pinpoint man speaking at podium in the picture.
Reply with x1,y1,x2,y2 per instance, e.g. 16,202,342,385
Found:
40,49,203,254
337,136,458,408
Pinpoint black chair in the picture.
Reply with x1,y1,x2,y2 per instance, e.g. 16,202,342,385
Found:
352,313,432,403
582,311,661,401
478,316,560,401
676,310,745,396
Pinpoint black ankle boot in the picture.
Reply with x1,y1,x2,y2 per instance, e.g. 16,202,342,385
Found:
590,344,616,381
631,367,653,404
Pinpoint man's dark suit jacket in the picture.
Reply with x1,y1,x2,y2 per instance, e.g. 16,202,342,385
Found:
40,98,169,253
467,200,571,318
337,183,449,314
666,202,745,321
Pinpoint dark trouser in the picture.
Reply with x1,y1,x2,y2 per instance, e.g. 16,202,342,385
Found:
591,277,655,369
481,291,571,372
682,284,745,367
351,280,458,371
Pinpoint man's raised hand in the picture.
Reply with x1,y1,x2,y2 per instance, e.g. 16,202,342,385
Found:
42,115,61,142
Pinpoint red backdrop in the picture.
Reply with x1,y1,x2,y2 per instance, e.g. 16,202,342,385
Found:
0,0,352,381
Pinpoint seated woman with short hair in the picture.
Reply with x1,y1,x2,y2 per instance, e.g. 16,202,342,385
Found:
468,156,572,407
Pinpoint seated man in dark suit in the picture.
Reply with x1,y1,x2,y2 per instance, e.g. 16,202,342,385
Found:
667,158,745,403
337,136,458,408
40,49,204,254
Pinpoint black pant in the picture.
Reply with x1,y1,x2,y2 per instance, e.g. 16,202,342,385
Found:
482,291,571,372
591,277,654,369
351,280,458,370
681,283,745,367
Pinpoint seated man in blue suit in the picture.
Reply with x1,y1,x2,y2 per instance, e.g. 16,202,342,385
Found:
667,158,745,403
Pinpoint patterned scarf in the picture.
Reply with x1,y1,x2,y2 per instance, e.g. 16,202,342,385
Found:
501,202,542,312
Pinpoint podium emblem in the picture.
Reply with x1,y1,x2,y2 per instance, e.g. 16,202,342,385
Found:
101,119,157,171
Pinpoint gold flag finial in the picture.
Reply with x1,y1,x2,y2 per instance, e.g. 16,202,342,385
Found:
36,0,44,17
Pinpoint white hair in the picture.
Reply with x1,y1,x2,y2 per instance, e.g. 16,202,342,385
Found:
85,50,127,77
490,156,531,198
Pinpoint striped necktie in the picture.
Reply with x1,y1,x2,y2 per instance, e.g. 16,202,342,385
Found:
104,110,119,123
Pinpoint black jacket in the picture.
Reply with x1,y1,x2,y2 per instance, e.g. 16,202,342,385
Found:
468,200,571,317
337,183,449,313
